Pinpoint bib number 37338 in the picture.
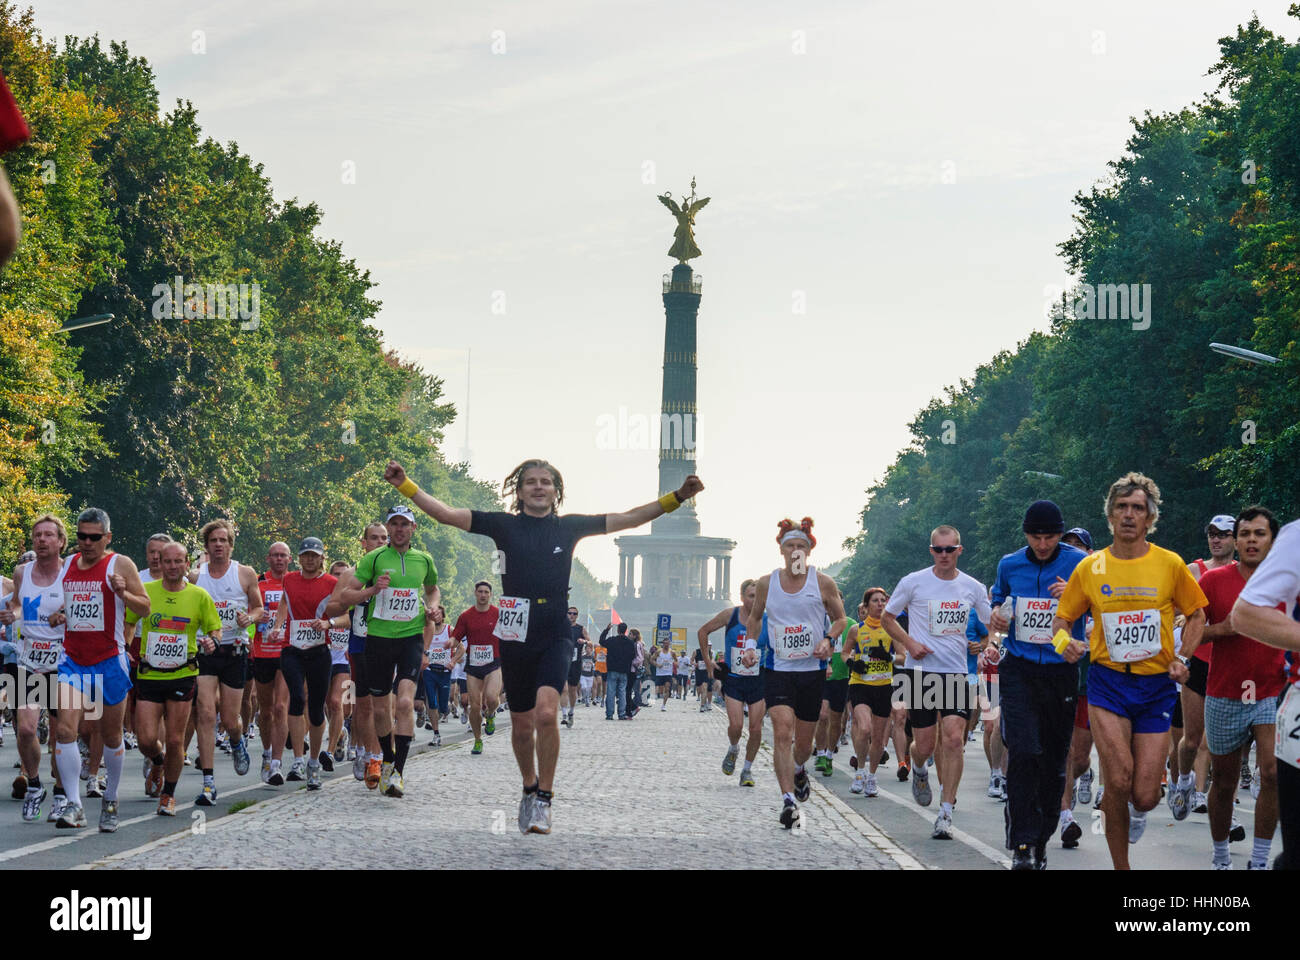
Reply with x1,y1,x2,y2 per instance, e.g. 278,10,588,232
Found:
1101,609,1161,663
493,598,530,643
928,600,970,637
1276,684,1300,770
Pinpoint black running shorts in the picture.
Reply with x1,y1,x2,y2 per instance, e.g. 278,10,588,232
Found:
764,669,824,723
198,647,247,690
499,639,570,714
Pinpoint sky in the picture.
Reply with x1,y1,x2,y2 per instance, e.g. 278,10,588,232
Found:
30,0,1300,593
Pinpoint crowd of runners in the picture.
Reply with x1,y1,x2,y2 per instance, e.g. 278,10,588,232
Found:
0,462,1296,870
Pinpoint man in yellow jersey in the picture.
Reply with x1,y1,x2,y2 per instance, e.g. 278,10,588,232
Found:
1052,472,1207,870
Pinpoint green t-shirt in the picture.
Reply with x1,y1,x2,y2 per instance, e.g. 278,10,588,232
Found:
828,618,855,681
127,580,221,681
354,545,438,639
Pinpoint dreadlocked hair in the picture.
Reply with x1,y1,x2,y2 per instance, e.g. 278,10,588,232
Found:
502,459,565,514
775,516,817,549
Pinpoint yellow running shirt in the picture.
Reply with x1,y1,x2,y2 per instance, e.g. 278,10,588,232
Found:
1056,544,1207,676
846,617,894,688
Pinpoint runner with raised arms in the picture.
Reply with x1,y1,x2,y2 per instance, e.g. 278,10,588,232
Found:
744,517,845,830
383,457,703,835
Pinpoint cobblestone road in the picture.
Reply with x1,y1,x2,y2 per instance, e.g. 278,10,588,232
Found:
90,697,914,870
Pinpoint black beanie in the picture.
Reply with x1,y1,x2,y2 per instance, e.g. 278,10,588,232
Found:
1023,500,1065,534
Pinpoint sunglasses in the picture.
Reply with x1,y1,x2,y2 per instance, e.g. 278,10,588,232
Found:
1207,530,1232,539
76,531,105,542
929,545,958,554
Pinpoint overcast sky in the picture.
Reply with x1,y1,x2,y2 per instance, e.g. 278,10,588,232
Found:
32,0,1298,593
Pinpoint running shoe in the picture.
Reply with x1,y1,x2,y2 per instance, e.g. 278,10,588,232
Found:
739,768,755,787
262,755,273,783
1094,783,1104,806
1229,817,1246,842
422,718,434,731
911,768,932,807
1240,760,1253,790
822,755,833,777
897,760,910,782
1077,768,1094,805
379,761,394,794
1061,817,1082,849
1250,766,1261,801
1128,804,1146,844
157,794,176,816
430,733,442,747
987,773,1000,798
37,711,48,745
793,767,811,802
460,713,468,725
21,785,45,822
141,755,152,780
1246,860,1268,870
1011,845,1034,870
485,716,496,736
814,755,828,776
352,752,366,781
364,757,381,790
47,794,66,823
1191,791,1208,814
98,800,119,833
722,749,737,776
780,799,800,830
286,757,306,781
85,775,105,799
385,770,404,798
306,760,322,791
233,738,251,776
56,802,87,829
997,778,1007,802
518,792,536,834
839,732,850,747
660,702,666,712
1168,780,1191,820
1213,860,1232,870
850,772,866,794
196,781,218,806
528,799,552,834
11,773,26,800
864,773,879,797
267,764,285,787
318,750,334,773
146,762,163,798
78,742,88,780
932,811,953,839
880,749,890,764
123,731,137,750
471,739,483,755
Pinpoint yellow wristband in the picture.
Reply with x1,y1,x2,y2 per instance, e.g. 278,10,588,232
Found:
397,478,419,498
1051,629,1072,655
658,492,681,513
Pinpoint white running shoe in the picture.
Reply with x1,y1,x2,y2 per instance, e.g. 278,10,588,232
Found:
1128,803,1147,844
850,772,866,794
932,811,953,839
864,773,879,797
987,773,1000,798
1077,768,1094,805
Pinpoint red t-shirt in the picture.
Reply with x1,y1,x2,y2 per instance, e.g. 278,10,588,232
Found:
252,574,286,658
1191,559,1217,663
281,571,337,637
453,605,500,665
1201,563,1288,700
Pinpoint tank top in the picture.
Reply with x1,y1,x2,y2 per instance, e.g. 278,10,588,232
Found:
724,606,761,677
197,561,249,647
765,565,826,673
17,561,64,673
427,625,453,670
60,552,126,664
253,575,285,658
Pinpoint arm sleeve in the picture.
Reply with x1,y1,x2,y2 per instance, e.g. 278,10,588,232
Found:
1173,561,1209,615
424,554,438,588
452,615,467,642
563,514,609,542
972,584,993,624
354,550,376,585
468,510,508,544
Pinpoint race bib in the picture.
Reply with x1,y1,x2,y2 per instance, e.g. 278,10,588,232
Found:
469,644,494,667
214,599,246,632
1016,597,1059,645
595,650,606,663
1277,684,1300,770
352,603,368,638
328,628,349,652
428,645,450,667
494,597,530,643
64,584,105,633
771,621,815,661
572,643,580,663
373,587,421,622
22,637,62,671
731,643,760,677
863,649,892,678
145,630,188,670
1101,609,1162,663
290,620,326,649
927,600,970,637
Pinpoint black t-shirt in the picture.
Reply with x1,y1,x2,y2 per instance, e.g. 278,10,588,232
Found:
581,654,595,676
468,510,607,646
569,623,586,662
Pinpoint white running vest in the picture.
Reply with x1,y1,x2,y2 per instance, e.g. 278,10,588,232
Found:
197,562,248,647
16,562,65,674
765,565,826,673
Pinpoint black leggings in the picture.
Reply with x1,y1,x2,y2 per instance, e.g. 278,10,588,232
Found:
1279,760,1300,870
281,644,331,726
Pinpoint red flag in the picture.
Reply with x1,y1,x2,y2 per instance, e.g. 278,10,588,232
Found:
610,607,623,625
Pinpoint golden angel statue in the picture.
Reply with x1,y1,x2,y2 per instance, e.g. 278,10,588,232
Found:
658,180,710,263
